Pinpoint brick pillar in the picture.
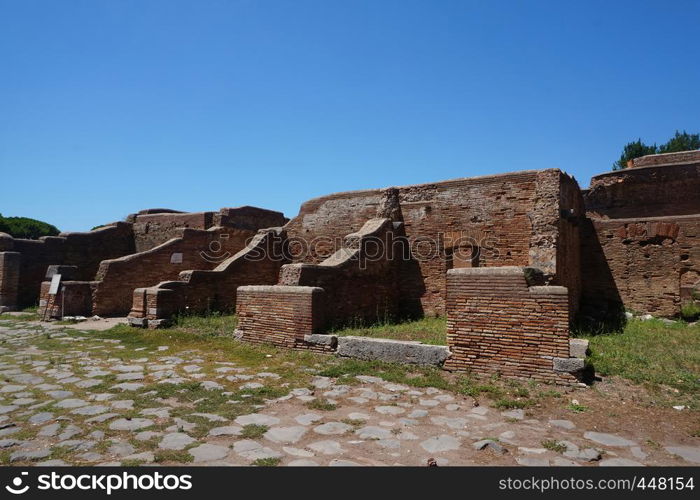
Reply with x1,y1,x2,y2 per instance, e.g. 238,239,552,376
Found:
0,252,21,310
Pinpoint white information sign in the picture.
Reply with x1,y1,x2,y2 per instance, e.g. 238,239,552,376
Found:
48,274,62,295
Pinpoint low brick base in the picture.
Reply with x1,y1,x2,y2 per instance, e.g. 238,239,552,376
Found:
38,281,94,319
445,266,581,385
0,252,20,310
235,285,325,348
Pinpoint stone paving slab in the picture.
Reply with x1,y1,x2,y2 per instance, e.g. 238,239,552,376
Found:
0,318,697,467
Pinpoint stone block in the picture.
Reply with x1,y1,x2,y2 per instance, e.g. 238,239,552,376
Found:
128,317,147,328
569,339,589,359
553,357,585,373
336,336,450,366
304,334,338,349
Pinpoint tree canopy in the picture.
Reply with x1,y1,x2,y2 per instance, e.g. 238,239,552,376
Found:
0,214,60,239
613,130,700,170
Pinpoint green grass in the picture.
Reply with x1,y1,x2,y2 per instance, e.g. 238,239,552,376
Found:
681,302,700,321
170,312,238,336
154,450,193,463
305,399,337,411
494,398,532,410
541,439,567,453
331,316,447,345
252,457,280,466
566,402,589,413
240,424,268,439
579,318,700,401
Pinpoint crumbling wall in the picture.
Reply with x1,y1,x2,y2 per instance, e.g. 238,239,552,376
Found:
580,215,700,317
585,162,700,219
131,212,213,253
129,227,287,323
39,281,93,319
0,247,20,310
582,152,700,318
130,206,287,253
555,172,585,314
236,286,325,347
91,227,252,316
632,150,700,168
7,223,135,308
284,169,572,317
445,267,580,384
279,218,400,327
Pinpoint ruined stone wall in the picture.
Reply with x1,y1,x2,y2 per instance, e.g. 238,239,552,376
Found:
555,172,585,314
131,212,213,253
580,215,700,317
131,207,287,253
632,150,700,168
0,251,21,309
445,267,578,384
279,218,400,328
91,227,253,316
236,286,325,348
129,228,287,321
9,223,135,308
39,280,94,319
284,170,570,317
582,153,700,318
585,163,700,219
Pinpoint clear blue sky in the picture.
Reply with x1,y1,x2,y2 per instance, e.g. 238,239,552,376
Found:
1,0,698,232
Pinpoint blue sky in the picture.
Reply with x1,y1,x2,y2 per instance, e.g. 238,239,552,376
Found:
1,0,698,231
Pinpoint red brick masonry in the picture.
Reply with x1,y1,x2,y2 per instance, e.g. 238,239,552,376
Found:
236,285,325,348
444,266,580,384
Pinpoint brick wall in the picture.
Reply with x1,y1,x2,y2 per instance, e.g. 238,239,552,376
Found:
555,172,585,314
236,286,325,348
132,212,213,253
213,206,288,231
444,267,578,384
91,227,253,316
279,218,400,328
0,252,21,309
585,163,700,219
39,280,94,319
284,169,574,317
130,227,287,320
632,150,700,168
10,223,135,308
580,215,700,317
131,206,287,253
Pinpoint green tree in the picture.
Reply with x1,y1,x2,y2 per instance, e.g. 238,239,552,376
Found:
612,139,657,170
0,213,60,239
658,130,700,154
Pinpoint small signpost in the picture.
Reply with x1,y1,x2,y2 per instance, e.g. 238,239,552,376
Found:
48,274,62,295
42,274,62,321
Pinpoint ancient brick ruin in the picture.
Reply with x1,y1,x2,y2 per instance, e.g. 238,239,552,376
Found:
0,207,287,318
1,150,698,384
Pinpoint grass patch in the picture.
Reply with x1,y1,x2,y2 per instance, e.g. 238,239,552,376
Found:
580,318,700,402
494,398,532,410
319,358,451,390
681,302,700,322
154,450,193,463
1,312,40,321
305,399,337,411
566,402,588,413
121,459,146,466
240,424,268,439
252,457,281,466
331,316,446,345
171,312,238,336
541,439,567,453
